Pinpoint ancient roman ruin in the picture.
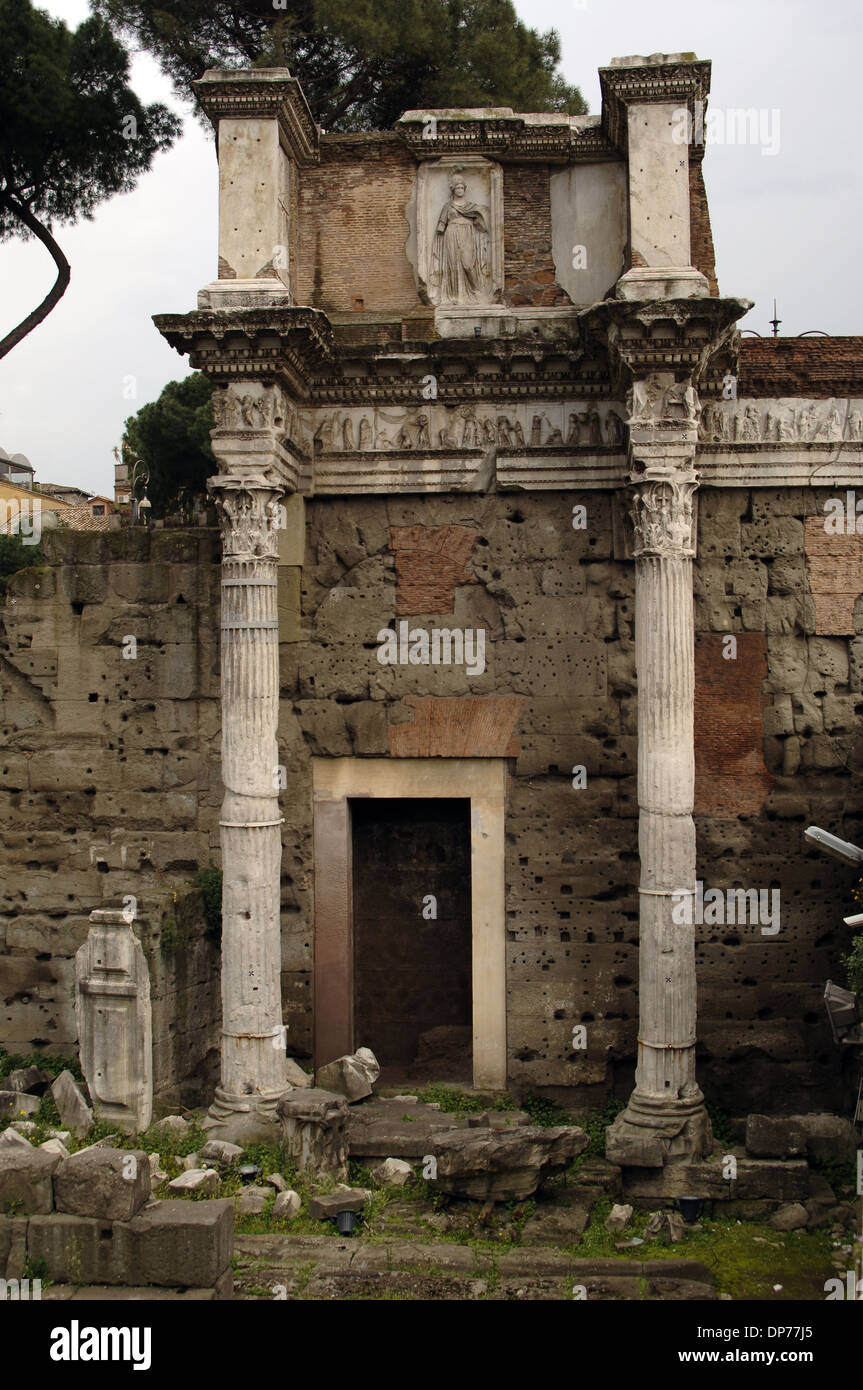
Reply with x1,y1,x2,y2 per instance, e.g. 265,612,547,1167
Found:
2,51,863,1301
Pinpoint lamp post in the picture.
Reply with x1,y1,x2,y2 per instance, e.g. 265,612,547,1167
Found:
128,461,151,527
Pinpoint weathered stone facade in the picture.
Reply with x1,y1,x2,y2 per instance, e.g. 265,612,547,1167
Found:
2,52,863,1138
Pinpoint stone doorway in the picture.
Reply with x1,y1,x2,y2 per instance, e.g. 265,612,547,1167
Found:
352,797,472,1084
312,758,507,1090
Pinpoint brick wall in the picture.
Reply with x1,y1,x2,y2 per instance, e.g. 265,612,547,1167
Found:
689,157,719,296
503,165,572,307
295,135,420,315
739,338,863,398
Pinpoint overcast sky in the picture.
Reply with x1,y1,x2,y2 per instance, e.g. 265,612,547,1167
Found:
1,0,860,494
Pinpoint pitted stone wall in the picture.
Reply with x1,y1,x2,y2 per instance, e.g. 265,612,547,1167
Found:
0,529,222,1104
1,492,861,1113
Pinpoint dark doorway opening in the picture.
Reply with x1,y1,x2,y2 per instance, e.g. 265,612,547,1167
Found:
351,797,472,1084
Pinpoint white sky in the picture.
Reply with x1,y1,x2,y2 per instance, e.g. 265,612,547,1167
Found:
0,0,859,494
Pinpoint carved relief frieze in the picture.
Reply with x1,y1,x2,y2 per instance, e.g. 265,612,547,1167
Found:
308,401,628,454
699,397,863,446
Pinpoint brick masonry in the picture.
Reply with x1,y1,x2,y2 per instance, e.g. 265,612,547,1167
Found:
503,166,572,308
694,633,773,817
390,524,478,615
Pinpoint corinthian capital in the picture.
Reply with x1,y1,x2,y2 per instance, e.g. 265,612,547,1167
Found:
630,477,697,559
209,473,283,560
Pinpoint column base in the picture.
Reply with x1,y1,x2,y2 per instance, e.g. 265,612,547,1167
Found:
203,1085,286,1146
606,1091,713,1168
614,266,710,301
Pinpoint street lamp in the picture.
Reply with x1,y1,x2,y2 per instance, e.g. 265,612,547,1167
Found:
127,460,150,527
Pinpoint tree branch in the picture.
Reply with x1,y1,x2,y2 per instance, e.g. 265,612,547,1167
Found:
0,195,71,361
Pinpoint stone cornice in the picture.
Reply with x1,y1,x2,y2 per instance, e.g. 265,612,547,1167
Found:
599,56,712,153
395,110,621,164
153,308,334,399
193,68,319,166
580,296,751,395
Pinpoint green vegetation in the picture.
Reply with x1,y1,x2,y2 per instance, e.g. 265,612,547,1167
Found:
120,373,215,518
194,865,223,944
0,0,178,358
95,0,587,134
414,1084,515,1113
522,1093,572,1128
570,1197,835,1301
0,535,45,597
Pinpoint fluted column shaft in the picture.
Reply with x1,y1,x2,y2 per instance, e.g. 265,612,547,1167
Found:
606,373,712,1167
633,546,697,1101
208,470,288,1130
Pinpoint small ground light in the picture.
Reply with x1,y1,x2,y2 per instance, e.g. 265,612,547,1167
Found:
239,1164,261,1184
676,1196,704,1224
336,1209,360,1235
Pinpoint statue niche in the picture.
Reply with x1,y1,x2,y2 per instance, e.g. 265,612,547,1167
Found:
430,170,491,306
417,157,502,310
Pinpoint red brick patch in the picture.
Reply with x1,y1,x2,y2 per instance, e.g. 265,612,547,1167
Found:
694,633,773,817
388,696,524,758
390,525,478,615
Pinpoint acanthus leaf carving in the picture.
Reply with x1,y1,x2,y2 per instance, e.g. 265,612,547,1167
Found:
630,478,697,559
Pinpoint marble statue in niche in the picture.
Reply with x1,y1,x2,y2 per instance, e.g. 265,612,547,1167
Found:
430,169,491,306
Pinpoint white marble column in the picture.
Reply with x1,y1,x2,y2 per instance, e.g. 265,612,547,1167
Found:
607,374,712,1167
205,466,289,1142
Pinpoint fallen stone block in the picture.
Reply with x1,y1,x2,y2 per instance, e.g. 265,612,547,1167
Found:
308,1188,368,1220
622,1156,809,1202
154,1115,193,1142
745,1115,807,1159
40,1139,70,1160
468,1110,532,1130
29,1200,234,1287
0,1129,33,1150
7,1067,52,1095
46,1130,72,1145
198,1139,242,1166
432,1125,589,1202
235,1186,270,1215
54,1148,150,1221
277,1088,349,1180
0,1147,61,1214
604,1203,633,1234
315,1047,380,1102
273,1190,301,1221
371,1157,414,1186
789,1114,858,1167
263,1173,287,1192
50,1072,93,1139
0,1215,29,1279
0,1091,41,1118
285,1058,313,1089
168,1169,219,1195
181,1153,201,1172
149,1114,191,1143
770,1202,808,1232
9,1121,38,1137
